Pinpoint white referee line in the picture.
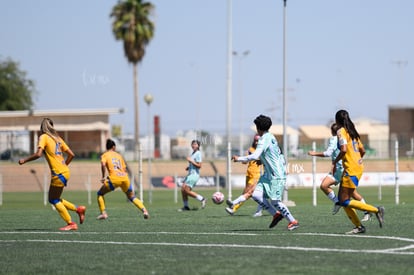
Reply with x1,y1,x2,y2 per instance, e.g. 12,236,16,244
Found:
1,232,414,255
0,239,413,255
2,231,414,242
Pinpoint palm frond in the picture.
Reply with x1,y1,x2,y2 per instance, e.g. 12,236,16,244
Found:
110,0,155,64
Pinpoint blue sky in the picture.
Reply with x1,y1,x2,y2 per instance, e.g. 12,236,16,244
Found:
1,0,413,136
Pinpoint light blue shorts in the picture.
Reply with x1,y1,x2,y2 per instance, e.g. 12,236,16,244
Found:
184,173,200,188
325,168,343,186
255,176,285,201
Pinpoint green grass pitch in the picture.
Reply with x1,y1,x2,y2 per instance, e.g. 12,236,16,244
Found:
1,186,414,274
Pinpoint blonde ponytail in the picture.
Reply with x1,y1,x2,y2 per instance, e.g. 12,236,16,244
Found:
40,118,60,142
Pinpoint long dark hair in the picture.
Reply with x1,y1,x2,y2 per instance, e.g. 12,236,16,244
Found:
335,110,360,140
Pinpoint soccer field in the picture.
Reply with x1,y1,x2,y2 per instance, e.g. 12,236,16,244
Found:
1,186,413,275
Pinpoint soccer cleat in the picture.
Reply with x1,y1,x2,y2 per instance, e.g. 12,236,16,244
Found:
143,210,150,219
76,206,86,224
178,206,191,212
252,211,263,218
269,212,283,228
345,225,366,234
225,199,233,208
225,207,234,216
287,220,299,231
96,213,108,220
332,202,341,215
361,212,372,222
59,222,78,231
201,198,207,209
375,206,385,228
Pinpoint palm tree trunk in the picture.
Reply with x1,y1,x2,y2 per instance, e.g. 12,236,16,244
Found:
133,63,140,161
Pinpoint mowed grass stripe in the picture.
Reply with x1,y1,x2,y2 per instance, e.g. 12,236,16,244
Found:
1,236,414,255
1,232,414,255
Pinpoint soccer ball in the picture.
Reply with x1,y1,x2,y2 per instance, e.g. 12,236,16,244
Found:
211,191,225,204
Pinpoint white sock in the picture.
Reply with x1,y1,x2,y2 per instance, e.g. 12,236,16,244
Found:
252,190,277,216
233,195,246,205
327,191,338,203
196,195,203,201
273,200,295,222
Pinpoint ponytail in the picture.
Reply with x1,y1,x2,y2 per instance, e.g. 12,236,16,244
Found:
40,118,60,142
335,110,360,140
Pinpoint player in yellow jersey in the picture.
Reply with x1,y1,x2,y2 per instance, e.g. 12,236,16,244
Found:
308,123,372,221
96,139,149,220
333,110,384,234
18,118,86,231
225,135,263,216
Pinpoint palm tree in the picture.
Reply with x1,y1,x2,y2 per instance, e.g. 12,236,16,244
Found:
110,0,155,160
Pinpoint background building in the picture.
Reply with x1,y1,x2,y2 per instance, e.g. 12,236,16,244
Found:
0,109,122,160
389,105,414,158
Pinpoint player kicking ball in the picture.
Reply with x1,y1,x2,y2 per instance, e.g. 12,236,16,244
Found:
232,115,299,231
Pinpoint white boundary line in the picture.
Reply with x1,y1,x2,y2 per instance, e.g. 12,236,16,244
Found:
1,232,414,255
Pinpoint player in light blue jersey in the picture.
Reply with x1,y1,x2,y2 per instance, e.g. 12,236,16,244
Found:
308,123,343,214
232,115,299,231
308,123,372,221
178,140,206,211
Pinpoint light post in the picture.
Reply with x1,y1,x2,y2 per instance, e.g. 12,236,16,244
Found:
233,50,250,156
226,0,233,200
282,0,291,204
144,93,153,204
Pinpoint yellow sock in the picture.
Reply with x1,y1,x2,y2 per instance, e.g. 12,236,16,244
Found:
233,201,244,212
97,195,106,213
348,200,378,213
343,207,361,227
54,201,72,224
61,199,76,211
132,197,145,211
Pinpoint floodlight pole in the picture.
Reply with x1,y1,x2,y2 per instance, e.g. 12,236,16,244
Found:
226,0,233,200
282,0,289,202
233,50,250,156
144,93,154,204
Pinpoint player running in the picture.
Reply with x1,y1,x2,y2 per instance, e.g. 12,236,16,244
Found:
308,123,372,221
333,110,384,234
225,134,263,217
232,115,299,231
96,139,149,220
18,118,86,231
